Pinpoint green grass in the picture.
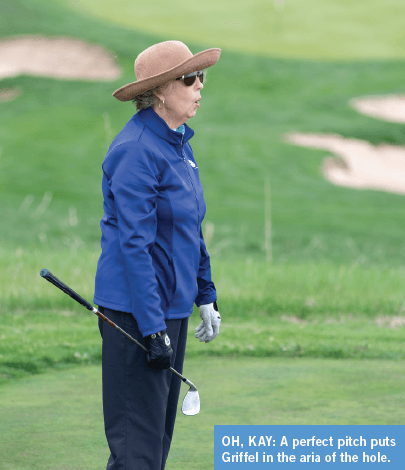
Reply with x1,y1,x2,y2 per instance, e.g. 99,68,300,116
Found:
3,246,405,314
1,300,405,385
57,0,405,60
1,358,404,469
0,247,405,312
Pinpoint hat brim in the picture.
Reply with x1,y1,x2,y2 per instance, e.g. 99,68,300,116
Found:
112,48,221,102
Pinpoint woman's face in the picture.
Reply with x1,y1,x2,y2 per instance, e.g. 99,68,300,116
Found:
154,72,204,129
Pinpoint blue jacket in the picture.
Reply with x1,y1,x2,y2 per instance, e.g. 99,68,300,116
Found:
94,107,217,337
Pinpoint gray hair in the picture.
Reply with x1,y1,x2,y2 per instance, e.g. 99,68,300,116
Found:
132,82,172,112
132,87,158,112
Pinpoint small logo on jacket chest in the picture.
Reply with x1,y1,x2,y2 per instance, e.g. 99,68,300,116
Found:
188,159,198,169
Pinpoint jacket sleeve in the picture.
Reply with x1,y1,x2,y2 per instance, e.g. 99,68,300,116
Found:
109,141,167,337
194,225,217,307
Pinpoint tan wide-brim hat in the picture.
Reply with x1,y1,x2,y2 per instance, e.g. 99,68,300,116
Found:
113,40,221,101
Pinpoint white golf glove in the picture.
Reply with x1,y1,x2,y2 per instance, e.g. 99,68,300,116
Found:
195,301,221,343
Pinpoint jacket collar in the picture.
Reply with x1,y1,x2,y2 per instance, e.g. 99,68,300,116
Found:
137,107,194,146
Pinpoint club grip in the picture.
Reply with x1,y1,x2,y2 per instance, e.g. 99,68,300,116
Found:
40,268,93,311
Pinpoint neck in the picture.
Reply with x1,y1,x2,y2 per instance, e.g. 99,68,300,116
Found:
153,106,183,130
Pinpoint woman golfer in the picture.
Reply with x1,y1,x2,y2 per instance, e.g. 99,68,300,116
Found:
93,40,222,469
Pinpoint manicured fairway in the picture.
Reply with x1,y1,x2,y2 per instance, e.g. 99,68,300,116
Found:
0,357,404,469
58,0,405,60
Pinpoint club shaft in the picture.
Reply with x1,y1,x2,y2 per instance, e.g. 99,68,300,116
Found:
92,307,185,381
40,268,190,384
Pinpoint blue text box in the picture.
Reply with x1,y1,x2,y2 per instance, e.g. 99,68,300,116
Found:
215,425,404,469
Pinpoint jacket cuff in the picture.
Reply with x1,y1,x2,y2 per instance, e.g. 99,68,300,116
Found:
141,322,168,338
195,294,217,308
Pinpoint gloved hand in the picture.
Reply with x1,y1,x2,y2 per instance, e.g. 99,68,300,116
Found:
195,301,221,343
145,330,173,370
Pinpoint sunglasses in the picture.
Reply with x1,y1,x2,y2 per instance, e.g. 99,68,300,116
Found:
175,70,204,86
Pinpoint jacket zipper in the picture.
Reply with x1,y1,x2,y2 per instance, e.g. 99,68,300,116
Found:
181,136,200,231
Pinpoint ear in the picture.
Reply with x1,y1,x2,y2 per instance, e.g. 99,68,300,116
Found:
153,86,165,103
153,81,173,102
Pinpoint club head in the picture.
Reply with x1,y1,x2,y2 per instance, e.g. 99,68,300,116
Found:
182,388,200,415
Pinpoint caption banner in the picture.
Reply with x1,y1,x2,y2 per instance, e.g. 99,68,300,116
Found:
214,425,404,469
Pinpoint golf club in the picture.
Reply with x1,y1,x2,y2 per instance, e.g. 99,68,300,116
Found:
39,268,200,416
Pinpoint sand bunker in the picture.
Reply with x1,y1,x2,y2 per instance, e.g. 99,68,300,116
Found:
350,95,405,123
285,93,405,195
0,35,121,82
285,132,405,195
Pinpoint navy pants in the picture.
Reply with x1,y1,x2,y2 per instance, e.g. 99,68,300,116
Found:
98,307,188,470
